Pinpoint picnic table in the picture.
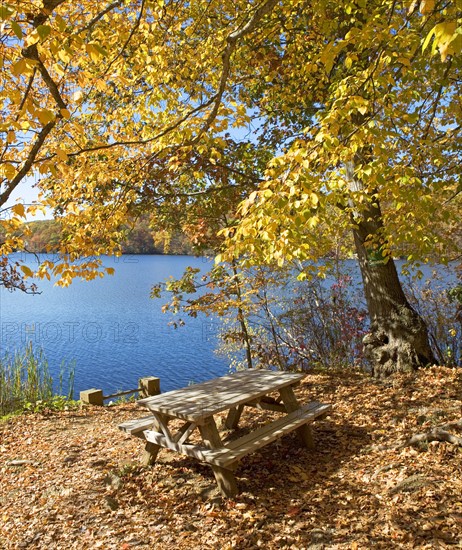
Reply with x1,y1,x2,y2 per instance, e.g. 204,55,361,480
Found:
119,369,332,497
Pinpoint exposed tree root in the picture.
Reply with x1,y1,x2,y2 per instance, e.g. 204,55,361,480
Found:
397,419,462,449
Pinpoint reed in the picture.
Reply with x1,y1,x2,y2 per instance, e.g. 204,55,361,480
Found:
0,343,75,416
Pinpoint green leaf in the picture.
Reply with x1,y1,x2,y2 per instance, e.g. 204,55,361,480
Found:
11,21,22,39
36,25,51,41
0,5,14,20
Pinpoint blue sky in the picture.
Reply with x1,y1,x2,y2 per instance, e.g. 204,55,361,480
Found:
5,176,50,220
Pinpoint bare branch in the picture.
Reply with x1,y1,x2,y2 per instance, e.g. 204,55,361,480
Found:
37,96,217,163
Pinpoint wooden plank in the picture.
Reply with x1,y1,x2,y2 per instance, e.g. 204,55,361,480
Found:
137,370,306,423
246,399,287,413
225,402,330,452
198,417,223,448
210,465,238,497
198,418,239,496
144,430,216,462
142,441,160,466
152,411,174,442
225,404,244,429
174,422,197,444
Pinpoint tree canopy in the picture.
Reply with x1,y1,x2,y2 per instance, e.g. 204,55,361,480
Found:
1,1,461,371
1,1,461,277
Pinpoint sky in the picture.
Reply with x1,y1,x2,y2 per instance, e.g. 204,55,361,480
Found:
4,175,50,220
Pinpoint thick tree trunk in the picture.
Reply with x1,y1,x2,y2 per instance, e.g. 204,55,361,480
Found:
352,201,437,377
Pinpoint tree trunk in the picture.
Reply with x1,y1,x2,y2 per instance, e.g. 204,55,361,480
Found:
352,200,437,377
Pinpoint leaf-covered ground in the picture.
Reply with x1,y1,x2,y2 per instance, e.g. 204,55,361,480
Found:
1,367,461,549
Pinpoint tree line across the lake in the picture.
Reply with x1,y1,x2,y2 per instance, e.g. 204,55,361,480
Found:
20,218,193,256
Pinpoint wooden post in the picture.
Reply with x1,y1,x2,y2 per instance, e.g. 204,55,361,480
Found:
210,465,238,498
142,441,161,466
139,376,161,398
142,414,164,466
80,388,104,406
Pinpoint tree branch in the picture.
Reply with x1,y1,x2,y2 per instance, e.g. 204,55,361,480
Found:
198,0,279,138
374,419,462,451
78,1,124,34
0,0,67,205
0,70,37,164
0,122,56,207
101,0,146,77
22,45,67,110
398,426,462,448
37,96,217,163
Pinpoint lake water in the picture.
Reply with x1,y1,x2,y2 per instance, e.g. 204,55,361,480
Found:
0,254,229,397
0,254,458,398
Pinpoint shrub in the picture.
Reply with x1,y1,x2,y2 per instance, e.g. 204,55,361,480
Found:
215,265,369,371
403,267,462,367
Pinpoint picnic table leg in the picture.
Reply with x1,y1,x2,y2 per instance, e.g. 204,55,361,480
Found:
224,404,244,430
141,415,164,466
209,465,238,498
199,417,238,497
142,441,161,466
278,386,315,450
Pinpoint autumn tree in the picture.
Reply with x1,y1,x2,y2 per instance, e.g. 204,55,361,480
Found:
1,0,461,374
220,0,462,375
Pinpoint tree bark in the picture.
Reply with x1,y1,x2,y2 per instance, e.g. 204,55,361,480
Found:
352,199,437,377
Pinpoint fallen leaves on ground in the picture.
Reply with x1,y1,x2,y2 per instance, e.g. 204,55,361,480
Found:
1,366,461,549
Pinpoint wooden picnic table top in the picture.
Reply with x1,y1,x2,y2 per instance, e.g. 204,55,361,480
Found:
137,369,306,423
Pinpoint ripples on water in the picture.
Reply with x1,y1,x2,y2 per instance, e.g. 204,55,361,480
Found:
0,254,229,396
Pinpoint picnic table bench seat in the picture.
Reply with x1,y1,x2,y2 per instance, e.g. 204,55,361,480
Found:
119,415,158,437
142,401,331,469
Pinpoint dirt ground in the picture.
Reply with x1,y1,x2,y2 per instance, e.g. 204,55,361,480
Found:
1,367,461,549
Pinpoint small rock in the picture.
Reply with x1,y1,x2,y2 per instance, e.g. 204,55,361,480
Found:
104,496,119,511
104,473,123,490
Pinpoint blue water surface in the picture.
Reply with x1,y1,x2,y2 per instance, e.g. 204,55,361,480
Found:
0,254,228,396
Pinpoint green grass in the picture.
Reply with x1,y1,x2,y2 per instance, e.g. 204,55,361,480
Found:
0,343,77,417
